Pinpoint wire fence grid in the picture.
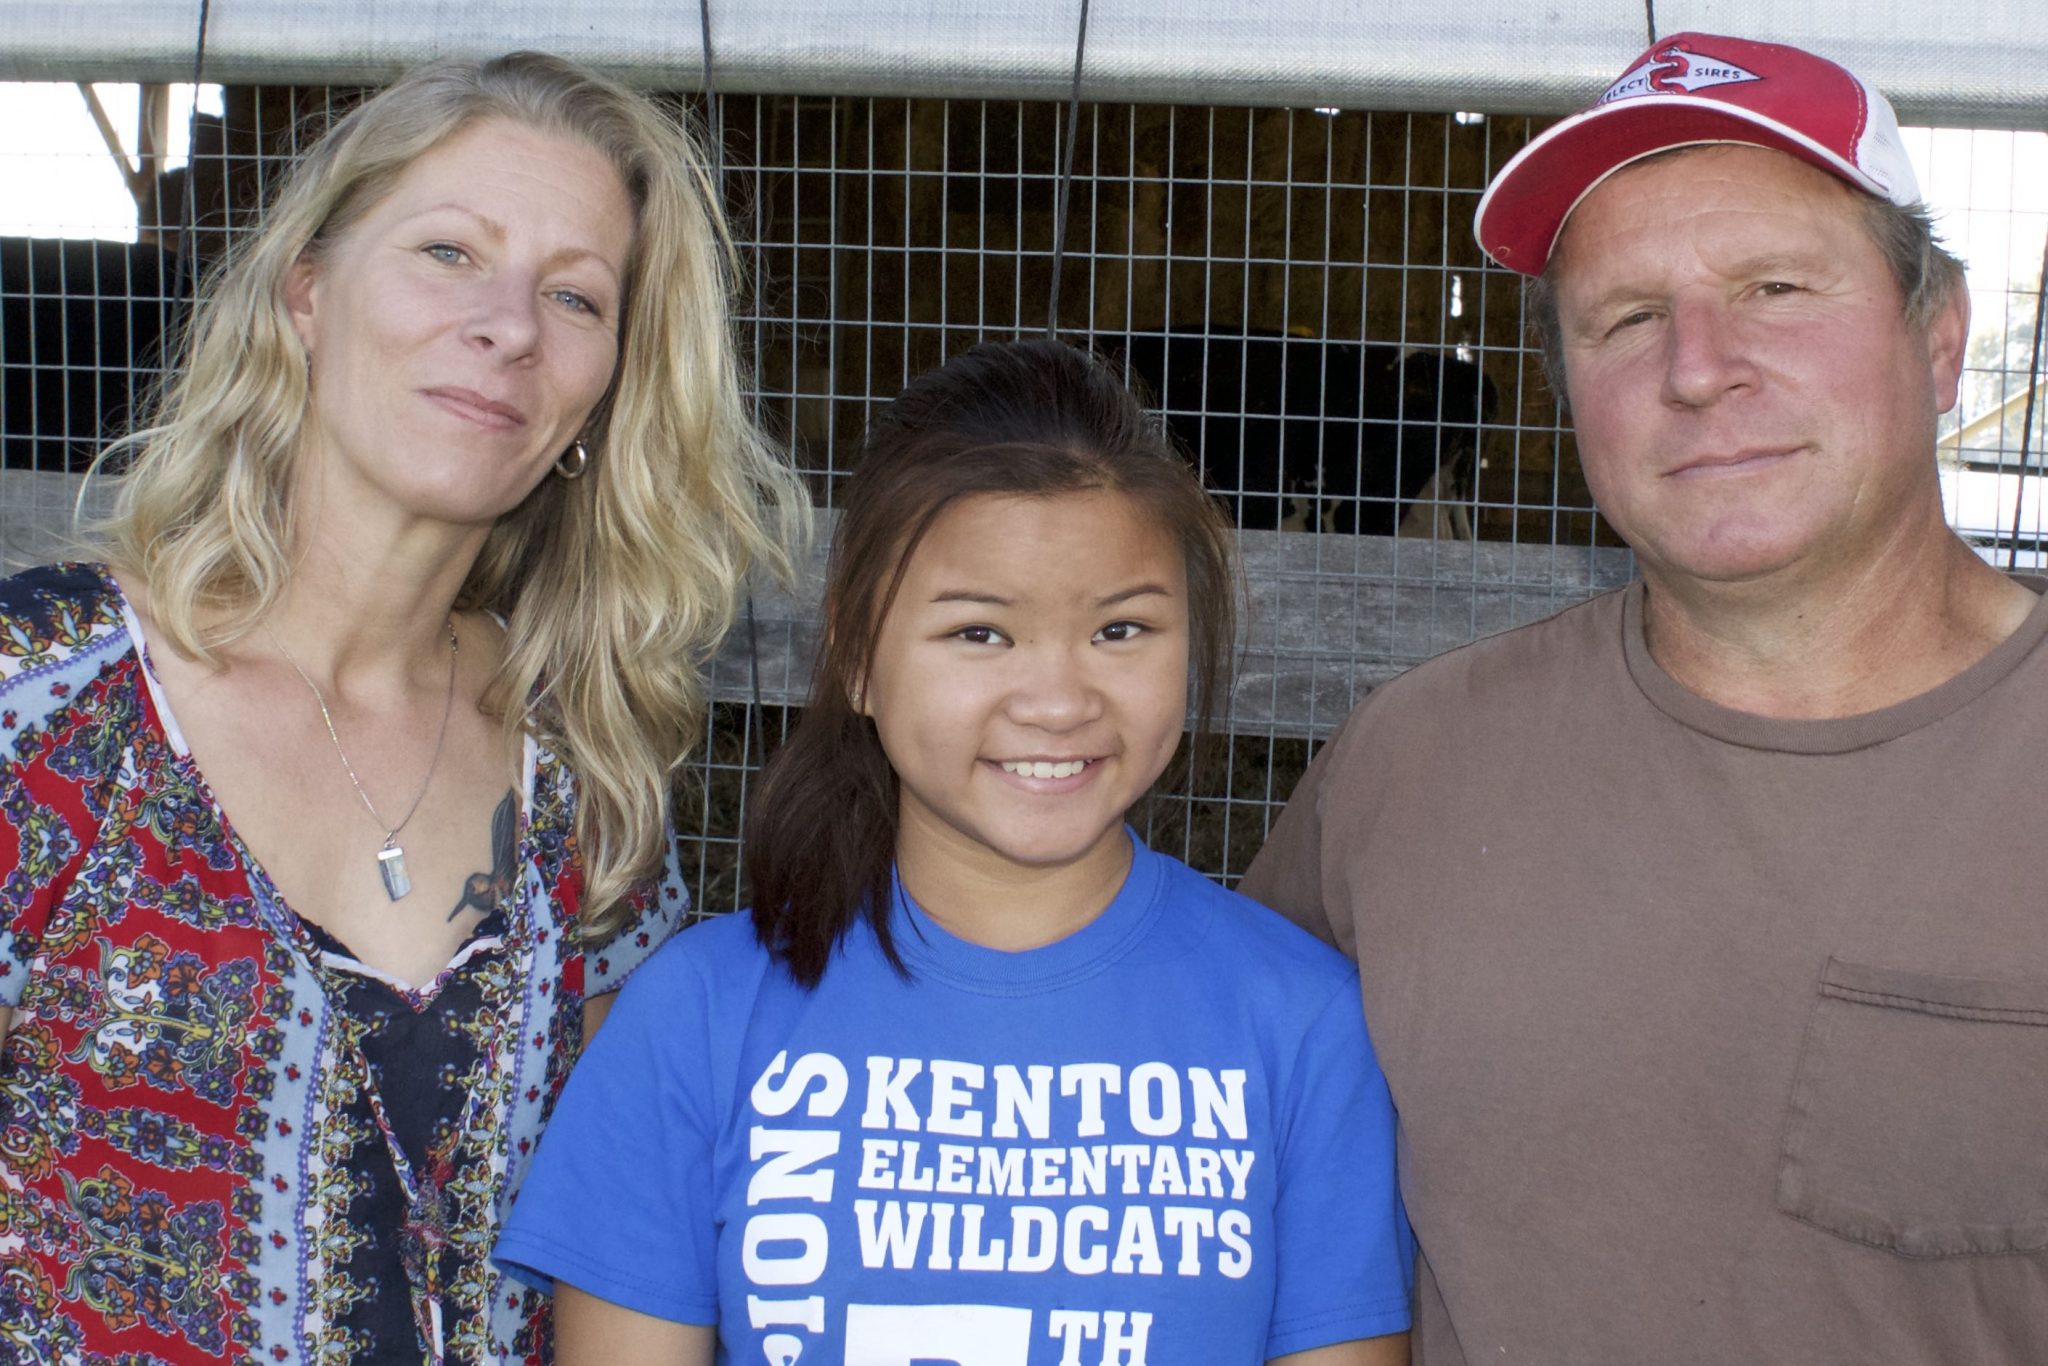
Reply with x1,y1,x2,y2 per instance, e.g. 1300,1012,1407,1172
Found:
2,82,2044,913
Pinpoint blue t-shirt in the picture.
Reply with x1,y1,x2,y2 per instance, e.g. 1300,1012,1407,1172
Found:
496,839,1413,1362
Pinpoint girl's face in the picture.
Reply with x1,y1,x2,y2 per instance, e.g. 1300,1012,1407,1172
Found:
861,488,1190,900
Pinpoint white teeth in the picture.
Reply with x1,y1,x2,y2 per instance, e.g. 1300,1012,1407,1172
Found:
1001,759,1088,779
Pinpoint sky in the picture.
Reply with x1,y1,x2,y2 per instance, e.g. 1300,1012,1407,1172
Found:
0,82,222,239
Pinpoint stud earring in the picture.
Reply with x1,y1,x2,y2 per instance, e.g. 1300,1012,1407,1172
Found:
556,439,590,480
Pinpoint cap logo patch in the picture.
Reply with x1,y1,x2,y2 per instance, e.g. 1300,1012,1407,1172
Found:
1598,44,1763,106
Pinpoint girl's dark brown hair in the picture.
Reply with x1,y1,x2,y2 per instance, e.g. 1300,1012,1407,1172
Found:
745,338,1239,988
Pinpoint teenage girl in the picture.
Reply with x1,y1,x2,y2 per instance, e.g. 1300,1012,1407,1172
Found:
496,339,1415,1364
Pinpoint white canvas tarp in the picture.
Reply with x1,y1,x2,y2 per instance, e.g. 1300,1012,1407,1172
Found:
2,0,2043,127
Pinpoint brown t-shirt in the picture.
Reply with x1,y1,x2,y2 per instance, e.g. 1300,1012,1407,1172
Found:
1242,580,2048,1365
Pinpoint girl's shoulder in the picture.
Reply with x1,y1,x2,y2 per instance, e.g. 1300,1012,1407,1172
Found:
618,906,776,1001
1143,846,1360,989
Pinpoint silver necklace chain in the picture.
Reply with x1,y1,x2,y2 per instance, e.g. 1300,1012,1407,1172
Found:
264,617,460,900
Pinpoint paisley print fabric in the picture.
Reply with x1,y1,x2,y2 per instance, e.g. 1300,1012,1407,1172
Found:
300,907,512,1364
0,564,684,1363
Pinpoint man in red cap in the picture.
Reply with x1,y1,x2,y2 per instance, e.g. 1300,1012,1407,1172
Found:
1245,32,2045,1363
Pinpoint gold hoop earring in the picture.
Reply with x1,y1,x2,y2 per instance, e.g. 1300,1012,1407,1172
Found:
556,440,589,480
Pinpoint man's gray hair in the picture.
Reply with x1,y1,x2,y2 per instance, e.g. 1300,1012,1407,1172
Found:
1525,192,1968,397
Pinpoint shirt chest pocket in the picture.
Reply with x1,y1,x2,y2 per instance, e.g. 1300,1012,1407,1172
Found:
1775,958,2048,1257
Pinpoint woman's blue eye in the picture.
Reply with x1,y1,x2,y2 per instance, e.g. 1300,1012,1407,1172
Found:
424,243,466,265
552,289,599,316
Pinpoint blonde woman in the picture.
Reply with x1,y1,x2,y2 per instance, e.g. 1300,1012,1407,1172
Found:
0,53,803,1364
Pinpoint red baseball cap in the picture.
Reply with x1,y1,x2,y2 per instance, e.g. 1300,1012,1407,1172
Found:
1475,33,1920,275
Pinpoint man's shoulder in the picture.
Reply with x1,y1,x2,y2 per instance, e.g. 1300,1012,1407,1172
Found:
1365,582,1631,721
1279,582,1636,815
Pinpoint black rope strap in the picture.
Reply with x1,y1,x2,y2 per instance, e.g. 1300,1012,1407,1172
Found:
176,0,213,299
1045,0,1092,340
700,0,724,175
696,1,773,777
2006,231,2048,568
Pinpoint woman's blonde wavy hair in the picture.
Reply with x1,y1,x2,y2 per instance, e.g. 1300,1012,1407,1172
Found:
94,52,808,933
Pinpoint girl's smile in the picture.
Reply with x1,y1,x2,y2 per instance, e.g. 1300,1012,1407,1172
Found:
994,757,1096,782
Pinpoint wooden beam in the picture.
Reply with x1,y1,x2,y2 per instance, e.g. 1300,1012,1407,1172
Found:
135,84,170,237
138,85,170,177
75,82,151,207
3,473,1634,737
1945,377,2042,458
706,510,1635,736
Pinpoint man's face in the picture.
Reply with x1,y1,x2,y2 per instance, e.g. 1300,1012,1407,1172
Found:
1551,145,1968,590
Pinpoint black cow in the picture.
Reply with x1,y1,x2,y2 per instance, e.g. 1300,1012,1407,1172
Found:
1103,329,1498,536
2,237,182,472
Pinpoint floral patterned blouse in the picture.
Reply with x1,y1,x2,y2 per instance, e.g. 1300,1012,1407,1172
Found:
0,564,685,1364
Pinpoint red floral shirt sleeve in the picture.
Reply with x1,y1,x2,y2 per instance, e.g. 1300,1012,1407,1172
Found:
0,564,124,1007
583,823,689,997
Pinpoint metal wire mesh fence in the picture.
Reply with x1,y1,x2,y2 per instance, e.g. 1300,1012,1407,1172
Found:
699,94,1627,911
3,83,2044,914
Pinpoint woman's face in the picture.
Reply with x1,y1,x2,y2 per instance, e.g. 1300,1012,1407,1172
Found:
285,116,634,535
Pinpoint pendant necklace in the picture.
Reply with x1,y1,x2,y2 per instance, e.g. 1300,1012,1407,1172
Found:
266,617,460,901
